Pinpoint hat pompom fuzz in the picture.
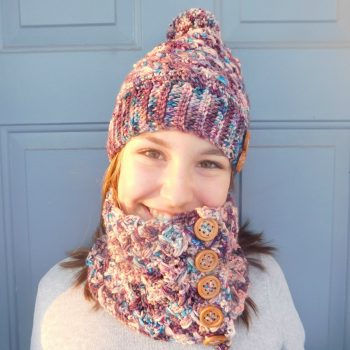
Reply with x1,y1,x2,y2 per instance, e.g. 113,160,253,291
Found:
166,8,221,42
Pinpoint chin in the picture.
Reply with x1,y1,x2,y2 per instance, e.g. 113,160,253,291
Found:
137,204,153,220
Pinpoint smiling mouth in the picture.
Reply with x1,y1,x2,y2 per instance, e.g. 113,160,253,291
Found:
143,205,175,220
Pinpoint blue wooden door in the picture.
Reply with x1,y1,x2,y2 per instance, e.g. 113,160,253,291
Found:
1,1,349,349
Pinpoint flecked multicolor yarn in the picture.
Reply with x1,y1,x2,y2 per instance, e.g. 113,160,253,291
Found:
107,8,250,169
86,190,249,350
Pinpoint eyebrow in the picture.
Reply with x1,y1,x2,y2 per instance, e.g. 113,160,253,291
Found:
141,135,226,157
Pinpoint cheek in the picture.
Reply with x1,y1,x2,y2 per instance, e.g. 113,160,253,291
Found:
195,175,231,207
117,159,158,203
198,188,229,207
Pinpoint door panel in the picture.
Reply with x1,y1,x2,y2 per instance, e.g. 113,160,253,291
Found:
1,1,349,349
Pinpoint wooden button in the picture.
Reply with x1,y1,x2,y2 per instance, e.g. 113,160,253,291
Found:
199,305,224,328
236,131,250,173
194,218,219,241
197,275,221,299
195,250,219,272
235,150,246,173
203,335,229,346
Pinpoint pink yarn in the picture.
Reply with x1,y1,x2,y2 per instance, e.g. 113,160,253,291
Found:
106,8,250,170
86,190,250,350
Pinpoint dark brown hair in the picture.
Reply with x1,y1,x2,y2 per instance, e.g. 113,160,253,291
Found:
60,150,276,327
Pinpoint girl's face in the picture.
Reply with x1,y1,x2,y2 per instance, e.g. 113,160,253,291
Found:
117,130,232,220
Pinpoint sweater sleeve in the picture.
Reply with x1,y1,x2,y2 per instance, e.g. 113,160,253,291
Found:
31,276,46,350
30,259,78,350
265,255,306,350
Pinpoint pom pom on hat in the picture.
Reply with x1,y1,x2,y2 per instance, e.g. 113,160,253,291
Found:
107,8,250,172
166,8,221,41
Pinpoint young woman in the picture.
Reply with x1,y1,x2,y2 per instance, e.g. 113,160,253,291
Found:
31,8,305,350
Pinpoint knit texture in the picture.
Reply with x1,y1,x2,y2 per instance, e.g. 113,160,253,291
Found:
32,255,306,350
86,190,249,350
106,8,250,169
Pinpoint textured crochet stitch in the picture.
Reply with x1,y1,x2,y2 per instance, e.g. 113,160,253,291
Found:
106,8,250,169
86,189,250,350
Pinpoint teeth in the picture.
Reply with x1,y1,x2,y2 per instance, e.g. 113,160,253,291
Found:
149,208,173,221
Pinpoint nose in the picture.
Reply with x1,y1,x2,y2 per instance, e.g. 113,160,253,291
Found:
159,162,194,210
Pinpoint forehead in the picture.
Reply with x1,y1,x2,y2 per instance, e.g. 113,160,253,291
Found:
126,130,226,157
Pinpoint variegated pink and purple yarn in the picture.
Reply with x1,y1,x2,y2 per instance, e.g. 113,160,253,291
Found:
86,190,249,349
107,8,250,169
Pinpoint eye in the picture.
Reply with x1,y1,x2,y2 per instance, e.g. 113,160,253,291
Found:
199,160,223,169
141,148,163,160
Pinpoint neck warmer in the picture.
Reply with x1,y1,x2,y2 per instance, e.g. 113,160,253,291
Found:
86,190,250,350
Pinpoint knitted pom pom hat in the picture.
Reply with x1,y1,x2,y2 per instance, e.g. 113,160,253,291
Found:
107,8,251,172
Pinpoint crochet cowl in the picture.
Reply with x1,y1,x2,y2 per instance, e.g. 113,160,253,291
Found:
86,190,250,350
106,8,250,170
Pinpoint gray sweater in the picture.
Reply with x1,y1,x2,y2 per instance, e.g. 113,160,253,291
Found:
31,254,305,350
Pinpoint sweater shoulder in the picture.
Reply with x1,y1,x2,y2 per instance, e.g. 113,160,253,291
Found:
38,258,81,297
31,259,84,350
247,253,305,349
247,253,285,290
